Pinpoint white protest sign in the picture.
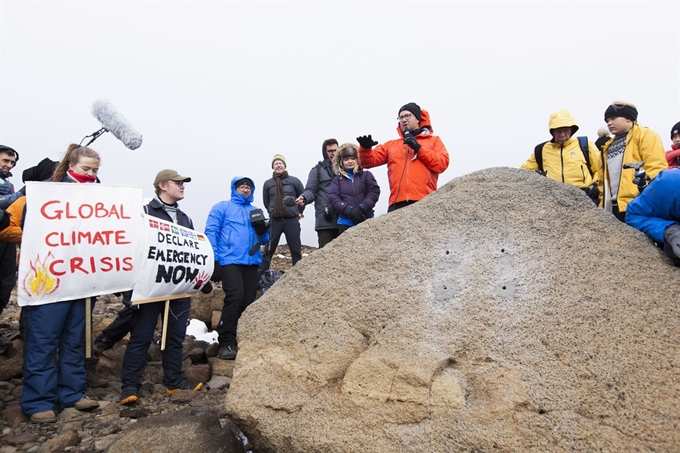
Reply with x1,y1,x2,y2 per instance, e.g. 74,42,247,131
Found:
131,213,214,302
18,182,144,306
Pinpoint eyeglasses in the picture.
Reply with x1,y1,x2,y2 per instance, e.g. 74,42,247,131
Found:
398,113,413,121
237,184,252,191
169,180,185,187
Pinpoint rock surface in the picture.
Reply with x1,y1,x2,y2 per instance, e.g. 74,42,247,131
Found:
225,167,680,452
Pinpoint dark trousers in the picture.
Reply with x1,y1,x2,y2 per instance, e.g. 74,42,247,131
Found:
317,228,339,248
612,204,626,222
338,224,351,234
216,264,259,347
0,242,17,316
120,297,191,391
267,217,302,265
388,200,417,212
21,300,87,415
95,290,134,349
95,306,135,348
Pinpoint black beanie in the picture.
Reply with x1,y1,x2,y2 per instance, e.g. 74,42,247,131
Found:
671,121,680,139
604,103,638,122
22,157,58,183
398,102,421,121
234,178,252,188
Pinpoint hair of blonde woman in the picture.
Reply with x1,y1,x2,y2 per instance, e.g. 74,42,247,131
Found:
52,144,100,182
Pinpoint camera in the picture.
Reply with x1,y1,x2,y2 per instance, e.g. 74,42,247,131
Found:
623,161,650,193
249,209,269,236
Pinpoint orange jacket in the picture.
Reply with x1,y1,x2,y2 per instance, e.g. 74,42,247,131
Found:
0,195,25,243
359,109,449,206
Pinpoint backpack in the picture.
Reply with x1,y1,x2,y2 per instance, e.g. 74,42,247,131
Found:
260,269,284,295
534,136,593,177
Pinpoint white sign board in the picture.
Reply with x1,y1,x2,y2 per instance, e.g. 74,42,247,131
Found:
18,182,144,306
131,213,214,302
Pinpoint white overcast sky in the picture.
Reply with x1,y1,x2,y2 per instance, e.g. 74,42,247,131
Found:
1,0,678,247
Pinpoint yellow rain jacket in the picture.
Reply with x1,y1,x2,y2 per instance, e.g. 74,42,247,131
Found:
598,123,667,212
521,110,601,189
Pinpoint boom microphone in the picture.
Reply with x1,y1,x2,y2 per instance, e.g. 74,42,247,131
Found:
86,100,143,150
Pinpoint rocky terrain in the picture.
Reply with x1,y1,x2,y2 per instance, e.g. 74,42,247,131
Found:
0,245,314,453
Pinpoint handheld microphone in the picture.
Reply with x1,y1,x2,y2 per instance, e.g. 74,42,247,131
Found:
403,128,412,140
88,100,143,150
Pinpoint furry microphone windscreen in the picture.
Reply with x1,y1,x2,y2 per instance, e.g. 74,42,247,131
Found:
91,99,143,150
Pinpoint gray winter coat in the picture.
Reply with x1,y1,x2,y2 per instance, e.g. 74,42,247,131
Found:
300,145,338,231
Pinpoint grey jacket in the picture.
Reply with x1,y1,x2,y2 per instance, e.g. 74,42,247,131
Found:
300,158,337,230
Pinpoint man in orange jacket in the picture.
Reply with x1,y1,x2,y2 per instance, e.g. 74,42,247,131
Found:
357,102,449,212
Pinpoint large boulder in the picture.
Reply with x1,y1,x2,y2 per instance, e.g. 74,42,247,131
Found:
225,167,680,452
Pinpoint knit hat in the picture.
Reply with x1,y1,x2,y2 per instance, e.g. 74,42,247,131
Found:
604,103,638,122
153,169,191,187
671,121,680,139
271,154,286,169
398,102,422,121
234,177,253,188
23,157,58,182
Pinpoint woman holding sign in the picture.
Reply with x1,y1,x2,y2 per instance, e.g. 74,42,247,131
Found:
21,144,102,423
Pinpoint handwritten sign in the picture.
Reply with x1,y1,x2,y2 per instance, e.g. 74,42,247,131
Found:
18,182,144,306
131,214,214,302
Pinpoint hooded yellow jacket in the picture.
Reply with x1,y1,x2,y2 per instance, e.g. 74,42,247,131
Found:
521,110,601,189
598,124,667,212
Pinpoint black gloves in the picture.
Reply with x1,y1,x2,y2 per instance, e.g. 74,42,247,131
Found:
357,135,378,149
583,183,601,205
200,281,213,294
211,261,222,282
349,206,366,224
403,131,421,153
664,224,680,259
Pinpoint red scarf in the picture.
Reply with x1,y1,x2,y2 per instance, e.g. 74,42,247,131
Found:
68,170,97,183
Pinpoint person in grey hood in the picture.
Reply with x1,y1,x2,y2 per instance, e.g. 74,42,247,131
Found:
295,138,340,248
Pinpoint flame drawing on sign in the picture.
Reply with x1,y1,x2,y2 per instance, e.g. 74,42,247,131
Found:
23,252,60,297
193,270,211,290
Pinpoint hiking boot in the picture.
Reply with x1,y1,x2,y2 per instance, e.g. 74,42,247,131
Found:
119,389,138,405
86,362,109,388
30,410,57,424
166,382,203,395
74,397,100,411
217,345,237,360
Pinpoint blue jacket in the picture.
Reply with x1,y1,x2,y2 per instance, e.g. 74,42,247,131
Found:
626,169,680,243
205,176,269,266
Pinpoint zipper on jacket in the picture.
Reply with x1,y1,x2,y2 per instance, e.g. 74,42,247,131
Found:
560,144,565,182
